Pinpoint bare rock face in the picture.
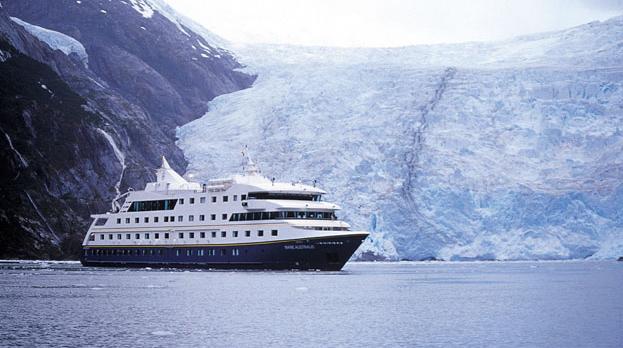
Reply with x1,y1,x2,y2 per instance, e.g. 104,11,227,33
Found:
0,1,255,259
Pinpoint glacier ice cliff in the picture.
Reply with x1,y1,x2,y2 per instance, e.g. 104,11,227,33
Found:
178,16,623,260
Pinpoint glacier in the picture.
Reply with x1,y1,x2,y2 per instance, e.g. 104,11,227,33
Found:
10,16,88,67
177,16,623,261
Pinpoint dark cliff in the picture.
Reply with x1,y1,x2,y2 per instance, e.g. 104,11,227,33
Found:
0,0,255,259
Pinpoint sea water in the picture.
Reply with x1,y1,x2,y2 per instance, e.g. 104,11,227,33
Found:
0,261,621,347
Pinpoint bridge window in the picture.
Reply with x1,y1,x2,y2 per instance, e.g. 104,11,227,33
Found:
233,195,238,201
144,217,149,223
200,215,205,221
154,216,159,223
233,231,238,237
108,234,113,240
221,231,226,238
245,230,250,237
127,199,178,212
210,214,216,220
247,192,319,201
241,194,247,200
126,234,131,239
222,213,227,220
179,232,184,239
116,218,121,224
135,217,139,223
100,234,104,240
258,230,264,237
89,234,95,241
211,196,216,203
212,231,217,238
178,216,183,222
189,215,194,222
155,233,159,239
135,233,140,239
164,216,169,222
223,196,228,202
190,197,195,204
164,233,169,239
271,229,278,236
179,198,184,204
170,216,175,222
145,233,149,239
200,232,205,238
125,218,130,223
189,232,195,239
200,197,206,203
117,234,122,240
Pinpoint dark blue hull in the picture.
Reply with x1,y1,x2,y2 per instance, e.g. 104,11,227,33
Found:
80,234,368,271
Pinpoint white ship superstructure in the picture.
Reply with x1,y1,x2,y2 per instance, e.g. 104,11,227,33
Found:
81,154,369,270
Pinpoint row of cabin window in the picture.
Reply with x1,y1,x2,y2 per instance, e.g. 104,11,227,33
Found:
178,194,247,205
116,213,227,224
176,249,240,256
127,194,249,213
88,248,240,257
230,211,336,221
92,229,278,241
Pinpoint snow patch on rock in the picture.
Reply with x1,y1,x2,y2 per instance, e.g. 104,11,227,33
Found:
0,49,11,62
10,17,89,67
145,0,230,49
128,0,154,18
3,131,29,168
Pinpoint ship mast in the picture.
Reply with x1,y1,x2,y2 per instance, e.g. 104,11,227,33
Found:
241,146,260,176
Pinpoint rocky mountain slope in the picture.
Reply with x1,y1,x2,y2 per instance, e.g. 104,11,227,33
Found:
0,0,254,258
178,16,623,260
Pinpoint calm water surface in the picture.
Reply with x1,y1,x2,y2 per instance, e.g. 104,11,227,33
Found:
0,261,621,347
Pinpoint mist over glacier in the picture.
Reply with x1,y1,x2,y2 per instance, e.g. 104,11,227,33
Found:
177,16,623,260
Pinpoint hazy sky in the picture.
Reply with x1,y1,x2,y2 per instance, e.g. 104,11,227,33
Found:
167,0,623,47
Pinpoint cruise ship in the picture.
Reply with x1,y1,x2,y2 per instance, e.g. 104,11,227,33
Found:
80,153,369,270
